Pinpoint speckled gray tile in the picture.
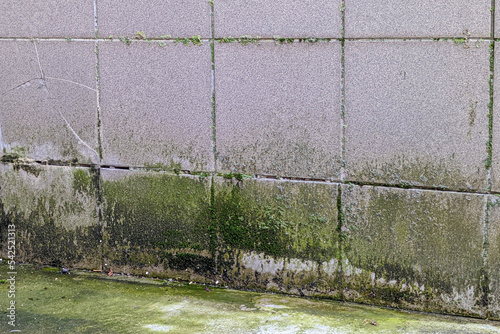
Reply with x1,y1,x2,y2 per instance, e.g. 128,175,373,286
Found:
98,0,211,38
344,40,490,191
215,41,342,179
99,41,213,171
491,45,500,192
0,1,94,38
496,6,500,38
345,1,490,38
0,40,99,163
341,184,486,317
214,0,341,38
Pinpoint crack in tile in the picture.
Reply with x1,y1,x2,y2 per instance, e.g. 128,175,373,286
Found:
0,39,99,158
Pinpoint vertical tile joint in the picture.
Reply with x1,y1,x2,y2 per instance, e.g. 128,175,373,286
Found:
209,0,219,276
93,0,105,271
487,0,495,190
340,0,346,183
481,0,496,317
337,0,347,292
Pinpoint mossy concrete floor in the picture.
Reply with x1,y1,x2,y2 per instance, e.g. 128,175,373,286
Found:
1,262,499,333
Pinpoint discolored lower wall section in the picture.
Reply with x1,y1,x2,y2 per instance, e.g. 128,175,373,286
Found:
340,185,487,317
101,169,213,281
212,177,341,297
0,163,100,268
1,165,495,318
486,195,500,319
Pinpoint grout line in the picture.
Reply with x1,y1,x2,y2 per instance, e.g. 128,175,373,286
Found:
482,0,496,317
209,0,219,275
210,1,217,174
337,0,347,290
0,37,494,43
482,196,492,316
4,159,500,196
93,0,104,272
339,1,346,183
93,0,103,163
92,165,105,272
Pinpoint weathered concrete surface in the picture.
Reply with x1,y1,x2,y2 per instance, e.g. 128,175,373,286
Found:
0,1,94,38
101,169,212,281
344,40,490,191
99,41,213,171
0,40,100,164
215,41,342,179
486,195,500,319
341,184,486,317
0,163,100,268
97,0,211,38
345,1,490,38
491,45,500,192
213,176,341,297
214,0,341,38
3,263,500,334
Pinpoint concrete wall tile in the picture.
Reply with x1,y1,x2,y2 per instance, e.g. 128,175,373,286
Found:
215,0,341,38
341,184,486,317
0,163,100,268
345,1,490,38
0,40,100,164
99,41,213,171
98,0,211,38
344,40,490,191
215,41,342,179
0,1,94,38
490,46,500,191
101,169,212,279
213,176,341,295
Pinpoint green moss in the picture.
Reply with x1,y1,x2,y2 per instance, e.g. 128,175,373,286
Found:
13,164,42,177
102,172,212,273
273,36,294,44
217,36,237,43
144,161,182,173
134,31,146,40
0,165,100,268
118,36,131,46
3,262,498,333
174,35,203,46
220,173,252,181
72,169,93,195
237,35,261,46
0,200,100,268
341,185,485,316
213,178,339,262
297,37,332,43
1,146,27,163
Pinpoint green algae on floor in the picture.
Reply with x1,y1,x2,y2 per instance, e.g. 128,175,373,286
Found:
0,262,499,333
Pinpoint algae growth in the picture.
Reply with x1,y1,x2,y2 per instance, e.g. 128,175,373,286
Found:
0,262,499,333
